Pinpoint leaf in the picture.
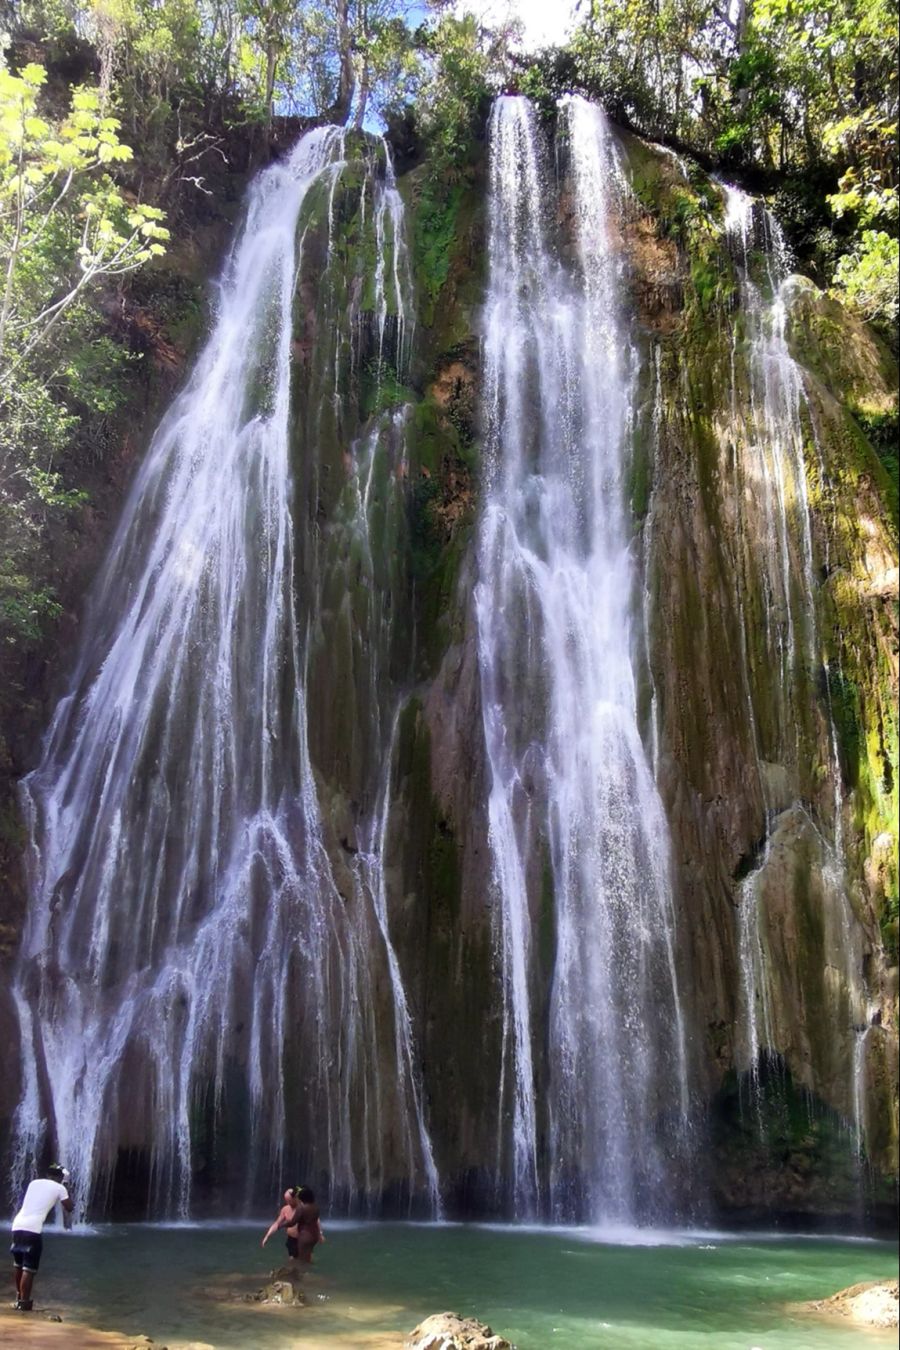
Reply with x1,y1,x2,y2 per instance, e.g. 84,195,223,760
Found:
19,64,48,88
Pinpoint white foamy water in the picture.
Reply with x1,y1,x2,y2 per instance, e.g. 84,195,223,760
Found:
11,127,438,1219
475,95,689,1223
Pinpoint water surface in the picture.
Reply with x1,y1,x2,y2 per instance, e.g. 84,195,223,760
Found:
33,1221,898,1348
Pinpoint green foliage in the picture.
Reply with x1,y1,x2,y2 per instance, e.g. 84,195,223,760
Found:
542,0,899,345
415,14,498,183
0,1,501,653
0,572,62,640
413,178,462,315
832,230,899,338
0,51,167,642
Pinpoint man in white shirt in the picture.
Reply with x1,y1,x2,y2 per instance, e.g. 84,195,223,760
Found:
10,1163,74,1311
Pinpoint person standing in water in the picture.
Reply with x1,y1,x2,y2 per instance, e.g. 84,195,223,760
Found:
291,1187,325,1265
10,1164,74,1311
261,1186,325,1267
262,1189,302,1266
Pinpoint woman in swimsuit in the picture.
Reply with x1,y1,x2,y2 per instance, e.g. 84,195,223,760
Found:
291,1186,325,1264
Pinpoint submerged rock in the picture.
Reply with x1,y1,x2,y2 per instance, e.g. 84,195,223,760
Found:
405,1311,513,1349
250,1277,305,1307
796,1279,899,1328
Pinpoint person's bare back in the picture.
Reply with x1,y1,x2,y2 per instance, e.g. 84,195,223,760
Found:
260,1190,301,1263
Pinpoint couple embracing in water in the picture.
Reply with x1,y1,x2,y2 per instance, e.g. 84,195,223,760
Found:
261,1186,325,1267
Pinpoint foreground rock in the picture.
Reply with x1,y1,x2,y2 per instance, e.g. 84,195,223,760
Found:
248,1278,305,1306
405,1311,513,1349
796,1279,899,1328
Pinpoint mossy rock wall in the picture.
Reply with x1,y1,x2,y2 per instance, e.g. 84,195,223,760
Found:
182,122,900,1214
608,128,899,1208
1,110,896,1222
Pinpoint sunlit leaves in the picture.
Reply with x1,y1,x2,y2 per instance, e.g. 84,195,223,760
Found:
0,52,168,640
833,229,899,329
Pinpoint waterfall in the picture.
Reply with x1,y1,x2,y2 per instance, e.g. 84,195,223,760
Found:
11,127,439,1218
723,184,868,1152
722,187,818,729
476,95,688,1223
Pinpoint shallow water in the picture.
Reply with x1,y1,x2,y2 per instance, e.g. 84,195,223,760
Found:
29,1221,899,1348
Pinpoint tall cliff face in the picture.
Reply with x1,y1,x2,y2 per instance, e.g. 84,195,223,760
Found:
388,112,898,1221
3,102,897,1224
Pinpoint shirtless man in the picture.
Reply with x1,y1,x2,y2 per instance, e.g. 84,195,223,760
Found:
261,1189,301,1266
261,1187,325,1267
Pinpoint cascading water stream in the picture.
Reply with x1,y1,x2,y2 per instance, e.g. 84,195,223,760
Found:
316,406,441,1214
723,186,817,713
11,126,439,1218
723,185,868,1152
476,94,688,1223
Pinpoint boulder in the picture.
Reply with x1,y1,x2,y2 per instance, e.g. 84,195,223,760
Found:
405,1311,513,1349
798,1279,899,1328
253,1278,304,1307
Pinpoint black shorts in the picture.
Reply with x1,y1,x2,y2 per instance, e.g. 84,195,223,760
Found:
285,1236,299,1259
11,1231,43,1272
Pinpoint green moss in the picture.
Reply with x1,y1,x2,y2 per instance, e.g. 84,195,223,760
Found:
711,1055,884,1212
854,408,899,526
864,1032,900,1167
0,794,25,848
408,471,443,579
689,252,726,313
791,845,832,1045
628,417,652,519
825,667,862,790
359,360,413,421
786,287,898,511
405,164,484,362
618,131,679,221
410,399,449,474
618,128,736,321
882,903,899,962
413,180,465,321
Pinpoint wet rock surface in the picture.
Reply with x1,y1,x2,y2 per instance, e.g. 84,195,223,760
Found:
795,1278,899,1328
405,1312,513,1349
0,101,896,1223
243,1265,307,1306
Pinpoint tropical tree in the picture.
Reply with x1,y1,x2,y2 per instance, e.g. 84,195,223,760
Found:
0,53,168,638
